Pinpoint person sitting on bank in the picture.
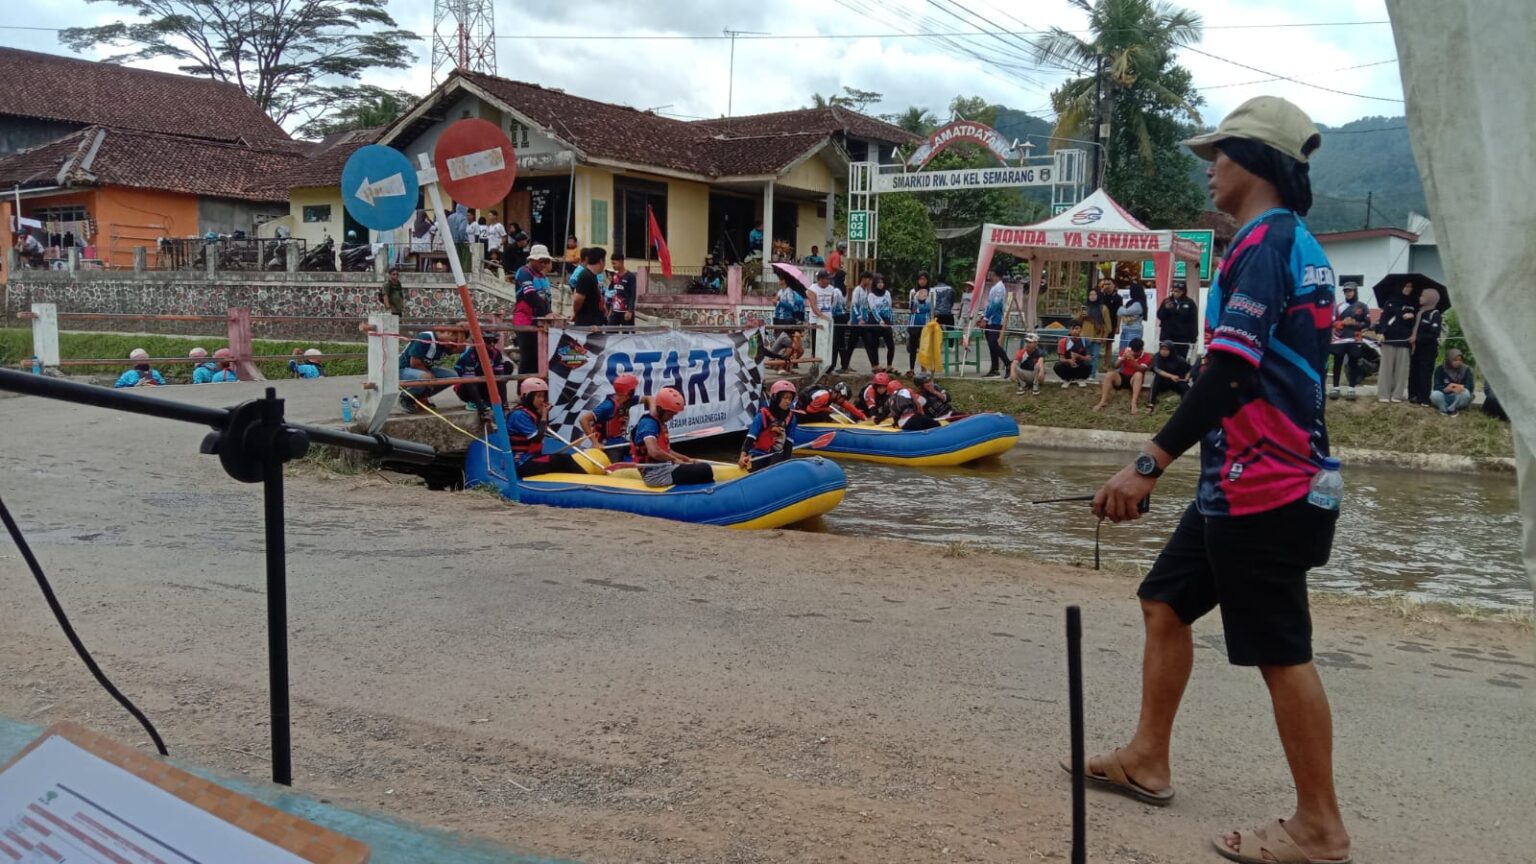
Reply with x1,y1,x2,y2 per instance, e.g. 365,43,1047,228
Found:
760,329,803,372
399,329,456,412
1429,348,1476,415
114,348,165,388
880,378,941,431
287,348,325,379
189,347,218,384
1094,337,1151,413
379,265,406,317
914,371,955,420
579,372,645,451
1011,333,1047,395
208,347,239,383
453,330,513,418
859,371,891,417
1054,323,1093,387
506,378,582,477
739,380,799,471
1147,341,1193,410
631,387,716,487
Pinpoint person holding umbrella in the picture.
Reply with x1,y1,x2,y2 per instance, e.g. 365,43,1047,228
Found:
1376,280,1418,402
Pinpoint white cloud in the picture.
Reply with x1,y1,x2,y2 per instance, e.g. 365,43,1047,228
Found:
1,0,1405,128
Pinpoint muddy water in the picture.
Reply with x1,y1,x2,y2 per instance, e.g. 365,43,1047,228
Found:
805,448,1530,611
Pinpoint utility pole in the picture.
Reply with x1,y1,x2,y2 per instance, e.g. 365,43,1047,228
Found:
1091,55,1105,190
1364,191,1373,228
723,28,769,117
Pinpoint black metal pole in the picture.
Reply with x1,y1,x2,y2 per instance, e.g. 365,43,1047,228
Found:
260,389,293,786
1067,605,1086,864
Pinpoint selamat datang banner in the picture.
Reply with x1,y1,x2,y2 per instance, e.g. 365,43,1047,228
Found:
544,328,763,443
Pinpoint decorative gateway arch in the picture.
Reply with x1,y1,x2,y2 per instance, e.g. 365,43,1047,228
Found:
844,119,1087,263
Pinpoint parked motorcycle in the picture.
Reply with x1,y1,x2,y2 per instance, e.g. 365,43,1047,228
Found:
340,241,376,272
299,237,336,272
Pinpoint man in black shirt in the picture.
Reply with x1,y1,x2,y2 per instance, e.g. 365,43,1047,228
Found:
571,246,608,327
1156,281,1199,359
607,253,637,328
1147,341,1192,409
1328,281,1370,399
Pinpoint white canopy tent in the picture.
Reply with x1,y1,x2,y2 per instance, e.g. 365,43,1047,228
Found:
964,188,1203,351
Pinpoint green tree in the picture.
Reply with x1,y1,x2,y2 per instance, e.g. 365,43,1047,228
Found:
808,91,851,109
61,0,418,129
839,86,884,113
948,95,1000,128
887,106,939,136
296,86,416,139
874,193,938,287
1034,0,1206,226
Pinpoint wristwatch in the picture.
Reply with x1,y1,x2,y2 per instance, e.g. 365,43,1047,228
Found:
1133,453,1164,478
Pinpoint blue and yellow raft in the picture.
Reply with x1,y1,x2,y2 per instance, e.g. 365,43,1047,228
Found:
464,440,847,529
789,412,1019,467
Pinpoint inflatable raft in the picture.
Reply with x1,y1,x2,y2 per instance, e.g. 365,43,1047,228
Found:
789,412,1019,467
463,440,847,529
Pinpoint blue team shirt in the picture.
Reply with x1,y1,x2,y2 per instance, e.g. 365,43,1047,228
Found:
399,331,446,370
909,294,932,326
114,368,165,388
506,408,542,466
191,362,218,384
289,359,324,379
210,369,239,383
983,281,1006,326
631,414,667,460
1200,208,1335,517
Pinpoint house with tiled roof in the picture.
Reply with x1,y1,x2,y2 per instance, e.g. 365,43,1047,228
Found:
0,46,300,271
343,69,920,271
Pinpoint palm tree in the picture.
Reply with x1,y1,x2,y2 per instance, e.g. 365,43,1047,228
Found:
808,92,852,110
1034,0,1203,172
890,106,939,135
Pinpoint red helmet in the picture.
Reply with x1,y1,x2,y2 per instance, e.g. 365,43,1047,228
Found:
212,347,233,360
873,372,891,387
769,379,798,398
519,377,549,397
612,373,639,397
656,387,685,413
885,378,904,393
807,390,832,412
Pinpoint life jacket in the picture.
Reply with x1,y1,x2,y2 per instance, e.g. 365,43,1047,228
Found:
860,383,882,412
888,388,920,426
630,414,670,464
596,394,633,441
750,406,792,452
508,404,544,457
921,385,952,419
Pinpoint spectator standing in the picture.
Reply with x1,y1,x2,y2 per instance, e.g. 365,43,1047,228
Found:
571,246,609,327
773,276,804,329
483,210,507,256
1328,281,1370,399
845,271,874,371
1147,341,1193,409
1157,281,1199,358
806,269,842,361
802,245,824,266
1010,333,1047,395
1117,284,1148,352
607,254,637,328
1053,323,1093,387
748,221,764,255
826,242,845,290
409,209,435,254
931,276,956,329
114,348,165,388
1429,348,1474,415
1079,282,1115,378
867,274,897,368
906,272,933,373
379,265,406,317
1376,281,1417,402
512,245,555,374
1104,280,1125,351
504,231,530,273
978,270,1010,378
1406,288,1443,406
446,204,471,273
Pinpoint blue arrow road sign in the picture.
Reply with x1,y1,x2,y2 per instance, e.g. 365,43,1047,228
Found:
341,145,419,232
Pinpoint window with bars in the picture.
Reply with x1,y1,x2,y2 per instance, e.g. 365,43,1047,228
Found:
34,205,90,223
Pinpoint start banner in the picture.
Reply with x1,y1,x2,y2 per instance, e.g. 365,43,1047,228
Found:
544,328,763,442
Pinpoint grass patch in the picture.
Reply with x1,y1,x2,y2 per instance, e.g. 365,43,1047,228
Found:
1312,592,1534,631
944,378,1514,459
0,328,367,383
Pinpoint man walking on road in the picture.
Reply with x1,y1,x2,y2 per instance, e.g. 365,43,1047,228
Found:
1078,96,1351,864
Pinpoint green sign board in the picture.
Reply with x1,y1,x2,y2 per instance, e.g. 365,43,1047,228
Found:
848,210,871,242
1052,202,1072,216
1141,229,1215,282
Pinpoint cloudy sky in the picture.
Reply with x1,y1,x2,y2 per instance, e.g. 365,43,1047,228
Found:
5,0,1405,130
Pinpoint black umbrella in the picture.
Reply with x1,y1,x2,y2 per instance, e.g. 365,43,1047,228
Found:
1370,273,1450,312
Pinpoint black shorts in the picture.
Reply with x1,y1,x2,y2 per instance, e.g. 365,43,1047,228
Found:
1113,374,1135,390
1137,498,1338,667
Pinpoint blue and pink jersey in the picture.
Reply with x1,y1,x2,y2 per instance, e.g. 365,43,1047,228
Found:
1200,208,1336,516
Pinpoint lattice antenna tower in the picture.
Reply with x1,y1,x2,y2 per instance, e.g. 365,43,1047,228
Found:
430,0,497,86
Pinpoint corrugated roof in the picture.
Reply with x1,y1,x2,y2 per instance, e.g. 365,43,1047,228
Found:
0,126,304,202
0,46,291,144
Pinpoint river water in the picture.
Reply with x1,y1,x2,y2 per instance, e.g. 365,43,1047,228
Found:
799,448,1530,611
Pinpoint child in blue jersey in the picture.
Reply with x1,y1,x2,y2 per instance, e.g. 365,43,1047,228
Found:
114,348,165,388
505,377,582,477
288,348,325,379
189,347,218,384
738,380,798,471
209,348,239,382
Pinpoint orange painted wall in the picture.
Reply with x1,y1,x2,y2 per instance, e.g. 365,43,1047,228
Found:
94,187,200,268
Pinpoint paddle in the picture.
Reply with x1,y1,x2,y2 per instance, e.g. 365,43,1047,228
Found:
608,430,838,472
542,428,610,473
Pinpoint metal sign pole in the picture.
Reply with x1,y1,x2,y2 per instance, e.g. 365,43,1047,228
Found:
415,153,519,500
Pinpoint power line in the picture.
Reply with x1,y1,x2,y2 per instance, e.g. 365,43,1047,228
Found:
1199,58,1398,91
1182,45,1404,103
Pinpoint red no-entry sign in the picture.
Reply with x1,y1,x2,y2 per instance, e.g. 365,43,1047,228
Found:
433,118,517,209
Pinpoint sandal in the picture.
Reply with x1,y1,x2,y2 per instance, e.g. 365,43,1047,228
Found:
1212,819,1352,864
1058,748,1174,806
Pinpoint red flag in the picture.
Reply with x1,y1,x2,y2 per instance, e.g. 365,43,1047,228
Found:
646,204,673,278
